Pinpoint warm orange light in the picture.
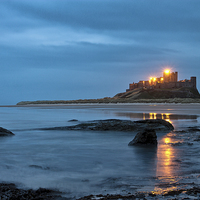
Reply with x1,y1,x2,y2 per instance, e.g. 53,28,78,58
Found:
153,78,157,81
165,113,170,119
164,138,171,144
161,78,164,81
164,69,170,74
150,77,153,80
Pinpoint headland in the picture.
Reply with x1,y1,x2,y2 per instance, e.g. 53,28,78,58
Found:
16,69,200,105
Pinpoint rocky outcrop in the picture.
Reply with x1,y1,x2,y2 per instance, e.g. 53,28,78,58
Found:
0,183,67,200
135,119,174,130
77,186,200,200
0,127,14,136
42,119,174,132
114,87,200,99
128,129,157,145
16,86,200,106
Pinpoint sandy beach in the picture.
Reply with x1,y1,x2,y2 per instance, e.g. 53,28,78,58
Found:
11,102,200,115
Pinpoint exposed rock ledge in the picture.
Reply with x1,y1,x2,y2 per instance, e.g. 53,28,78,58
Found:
0,127,14,136
42,119,174,132
0,183,67,200
128,129,157,145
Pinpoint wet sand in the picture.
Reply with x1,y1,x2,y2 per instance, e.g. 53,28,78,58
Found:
8,102,200,115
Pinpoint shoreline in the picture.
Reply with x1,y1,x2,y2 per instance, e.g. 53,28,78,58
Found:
1,102,200,116
1,182,200,200
0,182,67,200
0,97,200,107
1,102,200,108
14,97,200,106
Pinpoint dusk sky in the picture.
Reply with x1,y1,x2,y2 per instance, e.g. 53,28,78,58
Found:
1,0,200,105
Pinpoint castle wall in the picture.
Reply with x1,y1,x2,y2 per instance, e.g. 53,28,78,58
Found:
127,71,196,91
144,81,150,87
155,81,195,89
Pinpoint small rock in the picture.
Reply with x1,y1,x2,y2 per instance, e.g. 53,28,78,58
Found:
68,119,78,122
128,129,157,145
0,127,14,136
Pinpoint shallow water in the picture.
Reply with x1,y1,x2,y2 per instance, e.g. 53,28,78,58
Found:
0,104,200,198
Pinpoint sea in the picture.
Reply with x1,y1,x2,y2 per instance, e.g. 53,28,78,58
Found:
0,103,200,199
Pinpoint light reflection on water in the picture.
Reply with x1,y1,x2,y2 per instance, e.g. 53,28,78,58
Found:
116,110,194,195
153,135,183,195
116,112,198,121
115,112,199,129
157,137,176,177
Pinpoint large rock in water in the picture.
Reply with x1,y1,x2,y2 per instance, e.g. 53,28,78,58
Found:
135,119,174,131
0,127,14,136
128,129,157,145
43,119,174,132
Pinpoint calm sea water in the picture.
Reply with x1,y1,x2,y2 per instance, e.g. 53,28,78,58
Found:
0,104,200,198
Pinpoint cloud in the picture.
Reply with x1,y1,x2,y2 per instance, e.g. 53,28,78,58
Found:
2,0,200,32
0,0,200,104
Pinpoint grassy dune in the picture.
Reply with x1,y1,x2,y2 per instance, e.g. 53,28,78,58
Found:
16,87,200,105
17,98,200,105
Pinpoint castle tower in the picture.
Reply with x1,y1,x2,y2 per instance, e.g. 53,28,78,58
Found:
175,72,178,82
170,71,178,82
163,70,178,82
163,70,170,82
190,77,197,88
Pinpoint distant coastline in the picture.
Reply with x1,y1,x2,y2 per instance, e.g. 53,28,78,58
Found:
16,86,200,106
17,97,200,105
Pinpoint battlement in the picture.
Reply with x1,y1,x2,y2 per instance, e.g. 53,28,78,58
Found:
127,70,196,92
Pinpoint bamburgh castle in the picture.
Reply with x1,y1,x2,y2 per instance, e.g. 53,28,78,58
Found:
127,70,196,92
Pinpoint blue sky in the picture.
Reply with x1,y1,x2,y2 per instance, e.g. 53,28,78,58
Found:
1,0,200,105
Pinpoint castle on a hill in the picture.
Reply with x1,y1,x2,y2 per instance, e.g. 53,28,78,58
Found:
127,70,196,92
